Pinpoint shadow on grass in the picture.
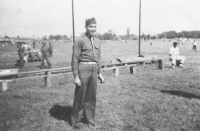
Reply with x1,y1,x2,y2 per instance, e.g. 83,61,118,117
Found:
49,104,72,124
160,90,200,99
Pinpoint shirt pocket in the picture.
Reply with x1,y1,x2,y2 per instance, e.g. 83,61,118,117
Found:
82,44,92,50
81,44,92,56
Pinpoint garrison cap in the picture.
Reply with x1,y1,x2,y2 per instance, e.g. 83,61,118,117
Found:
85,17,97,26
173,42,178,45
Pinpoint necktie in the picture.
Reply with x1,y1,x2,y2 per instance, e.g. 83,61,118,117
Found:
91,37,95,56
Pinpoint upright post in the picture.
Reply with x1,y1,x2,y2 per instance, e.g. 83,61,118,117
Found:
138,0,141,56
72,0,75,43
44,71,51,87
2,81,8,91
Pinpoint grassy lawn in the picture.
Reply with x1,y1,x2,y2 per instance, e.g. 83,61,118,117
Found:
1,40,200,131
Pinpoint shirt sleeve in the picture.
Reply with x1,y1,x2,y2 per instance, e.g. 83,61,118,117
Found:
97,41,101,74
71,39,82,76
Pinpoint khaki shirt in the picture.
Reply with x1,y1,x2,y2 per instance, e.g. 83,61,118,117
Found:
41,46,49,57
71,34,101,76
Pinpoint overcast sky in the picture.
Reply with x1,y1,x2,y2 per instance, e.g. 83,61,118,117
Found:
0,0,200,38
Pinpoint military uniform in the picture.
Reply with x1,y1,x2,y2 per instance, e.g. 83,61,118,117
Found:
49,42,53,57
71,32,101,127
40,42,51,68
17,47,24,67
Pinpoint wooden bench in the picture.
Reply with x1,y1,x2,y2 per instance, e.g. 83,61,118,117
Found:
0,79,13,91
102,64,137,76
0,67,72,92
160,58,182,70
0,59,161,92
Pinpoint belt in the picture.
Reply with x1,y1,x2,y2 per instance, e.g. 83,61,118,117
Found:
79,62,97,65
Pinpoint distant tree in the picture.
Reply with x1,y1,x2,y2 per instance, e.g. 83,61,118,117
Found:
96,33,104,40
141,33,146,40
146,34,150,40
126,28,130,39
43,35,47,40
17,36,20,38
4,35,9,38
102,30,116,40
49,35,53,40
153,35,156,39
63,35,68,39
55,35,63,40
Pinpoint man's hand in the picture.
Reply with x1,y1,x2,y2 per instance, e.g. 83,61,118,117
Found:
74,75,81,86
98,73,105,83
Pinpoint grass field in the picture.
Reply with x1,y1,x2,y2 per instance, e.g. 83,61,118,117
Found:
1,40,200,131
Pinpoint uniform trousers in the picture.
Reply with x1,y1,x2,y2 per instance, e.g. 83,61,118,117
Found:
193,45,197,51
71,64,98,126
170,56,185,65
41,55,51,68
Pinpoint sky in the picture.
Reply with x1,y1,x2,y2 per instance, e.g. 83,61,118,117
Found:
0,0,200,38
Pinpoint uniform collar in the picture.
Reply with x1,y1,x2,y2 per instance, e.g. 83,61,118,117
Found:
85,32,95,40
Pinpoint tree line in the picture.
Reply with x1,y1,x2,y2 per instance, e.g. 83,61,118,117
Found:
48,35,68,40
157,30,200,39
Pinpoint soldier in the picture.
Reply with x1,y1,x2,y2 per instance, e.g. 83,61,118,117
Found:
40,41,51,69
71,17,104,129
49,41,53,57
32,40,36,49
22,42,31,63
17,44,24,67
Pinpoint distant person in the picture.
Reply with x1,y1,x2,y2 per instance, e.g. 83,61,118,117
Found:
48,41,53,57
22,43,31,63
169,42,185,69
16,45,24,67
16,42,20,49
40,42,51,69
32,40,36,49
192,39,197,52
150,39,153,45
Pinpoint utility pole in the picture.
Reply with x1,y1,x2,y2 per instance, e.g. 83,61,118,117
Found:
72,0,75,43
138,0,142,57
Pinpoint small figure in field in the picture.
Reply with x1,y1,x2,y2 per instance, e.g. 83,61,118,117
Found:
169,42,185,69
182,38,186,45
48,41,53,57
192,39,197,52
40,42,51,69
16,44,25,67
22,42,32,63
149,39,153,45
32,40,36,49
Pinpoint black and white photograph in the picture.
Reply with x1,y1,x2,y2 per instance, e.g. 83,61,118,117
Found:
1,0,200,130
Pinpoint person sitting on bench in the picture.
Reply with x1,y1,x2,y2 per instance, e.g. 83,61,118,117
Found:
169,42,185,68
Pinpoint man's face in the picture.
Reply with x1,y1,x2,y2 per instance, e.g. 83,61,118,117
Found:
85,24,97,36
174,44,177,47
